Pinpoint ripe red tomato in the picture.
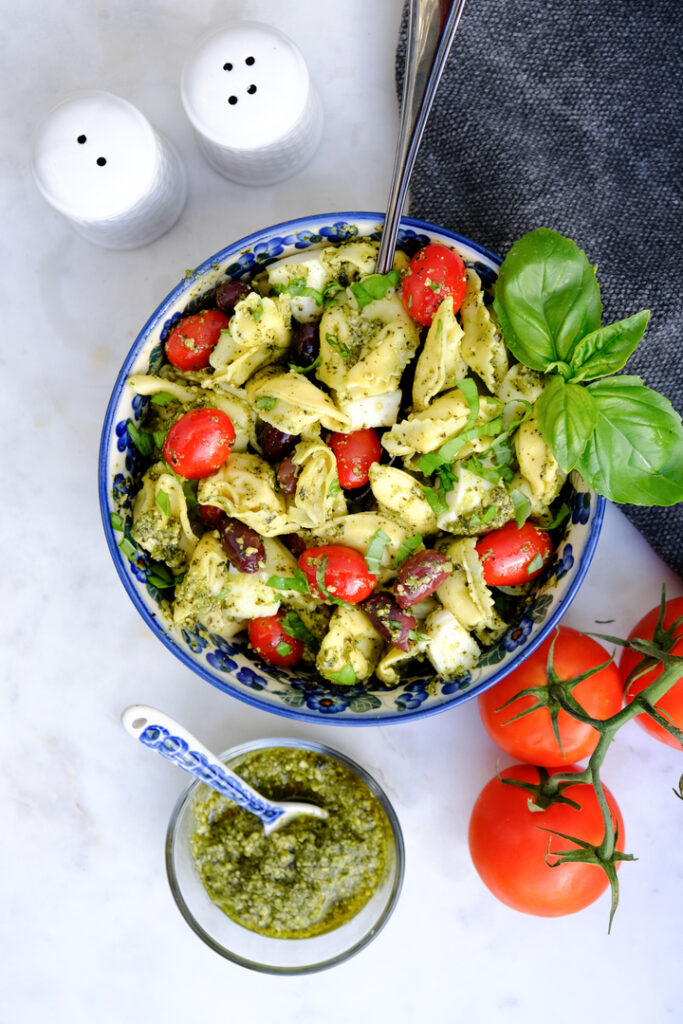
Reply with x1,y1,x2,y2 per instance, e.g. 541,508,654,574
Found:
619,596,683,749
478,627,623,766
165,309,229,371
328,429,382,489
401,244,467,326
248,611,304,667
476,520,552,586
468,764,625,917
162,408,235,479
298,545,377,604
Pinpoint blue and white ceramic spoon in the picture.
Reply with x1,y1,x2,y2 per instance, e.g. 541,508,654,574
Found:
121,704,329,835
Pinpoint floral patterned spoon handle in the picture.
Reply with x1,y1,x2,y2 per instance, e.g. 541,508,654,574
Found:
121,704,328,835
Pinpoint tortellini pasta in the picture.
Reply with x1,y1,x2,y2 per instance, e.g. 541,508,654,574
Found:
197,452,294,536
316,605,384,685
209,292,291,386
288,438,347,529
131,462,199,570
459,269,509,393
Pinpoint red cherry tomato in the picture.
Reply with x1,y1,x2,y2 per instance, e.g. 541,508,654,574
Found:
619,596,683,749
298,545,377,604
165,309,229,371
401,244,467,326
476,520,552,586
468,764,625,917
198,504,227,529
248,611,304,668
162,408,235,479
328,429,382,489
478,627,623,766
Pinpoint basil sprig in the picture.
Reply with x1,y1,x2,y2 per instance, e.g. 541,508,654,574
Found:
493,228,683,506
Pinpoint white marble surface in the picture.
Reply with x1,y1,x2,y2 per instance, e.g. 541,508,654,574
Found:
3,2,682,1021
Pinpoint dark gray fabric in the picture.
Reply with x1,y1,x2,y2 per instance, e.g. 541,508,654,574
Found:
396,0,683,577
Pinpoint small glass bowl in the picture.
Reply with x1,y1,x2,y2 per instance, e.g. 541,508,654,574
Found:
165,737,405,974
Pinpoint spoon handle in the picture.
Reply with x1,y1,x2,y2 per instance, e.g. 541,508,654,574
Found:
376,0,468,274
120,704,285,828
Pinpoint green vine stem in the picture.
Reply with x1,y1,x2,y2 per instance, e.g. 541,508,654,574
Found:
501,592,683,929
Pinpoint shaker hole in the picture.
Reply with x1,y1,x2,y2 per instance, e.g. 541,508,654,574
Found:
228,96,238,105
96,156,107,166
247,84,257,95
77,134,87,144
245,56,255,65
223,62,233,70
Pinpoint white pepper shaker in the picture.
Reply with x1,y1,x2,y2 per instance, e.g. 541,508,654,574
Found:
181,21,323,186
31,91,187,249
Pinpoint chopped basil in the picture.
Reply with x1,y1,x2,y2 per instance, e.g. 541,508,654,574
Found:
251,299,264,322
325,333,352,361
152,430,167,450
266,568,310,594
328,478,342,496
280,611,320,652
126,420,153,456
545,502,571,530
110,512,124,531
314,557,349,607
510,488,532,528
147,563,174,589
527,552,544,575
255,395,277,411
435,464,458,493
182,479,199,511
118,536,137,560
156,490,171,517
273,279,325,306
275,640,293,657
408,629,432,644
364,528,390,576
288,354,322,374
150,391,179,406
422,485,449,515
349,269,401,309
394,533,423,567
327,664,357,686
457,378,481,432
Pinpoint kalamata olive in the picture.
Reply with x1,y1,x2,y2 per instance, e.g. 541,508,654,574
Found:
362,591,417,652
394,549,452,608
198,503,227,529
215,278,251,317
257,420,300,462
218,516,266,573
277,457,299,495
289,321,319,370
282,533,307,557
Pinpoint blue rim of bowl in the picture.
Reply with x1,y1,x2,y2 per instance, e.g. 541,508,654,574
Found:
164,736,406,974
99,211,606,725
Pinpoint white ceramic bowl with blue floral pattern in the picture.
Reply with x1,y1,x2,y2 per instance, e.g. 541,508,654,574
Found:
99,212,604,724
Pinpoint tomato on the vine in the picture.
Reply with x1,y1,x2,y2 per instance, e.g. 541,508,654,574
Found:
619,595,683,749
248,611,304,668
328,428,382,489
478,626,623,766
162,408,235,479
401,244,467,326
468,764,625,917
475,520,552,586
165,309,229,371
298,545,377,604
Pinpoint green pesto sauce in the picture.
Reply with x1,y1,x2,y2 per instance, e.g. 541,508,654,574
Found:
190,747,391,939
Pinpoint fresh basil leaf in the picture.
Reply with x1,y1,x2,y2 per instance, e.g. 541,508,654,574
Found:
118,536,137,560
327,664,357,686
273,279,325,306
156,490,171,517
575,376,683,505
349,270,401,308
325,333,352,361
251,299,264,322
314,557,350,607
394,534,423,567
535,375,599,472
275,640,293,657
150,391,179,406
126,420,153,456
493,228,602,370
255,395,277,410
110,512,124,531
526,553,544,575
364,528,390,576
422,485,449,515
152,430,167,449
182,480,199,511
457,378,480,432
266,568,310,594
288,354,322,374
544,502,570,530
280,610,320,652
509,488,531,528
569,310,650,382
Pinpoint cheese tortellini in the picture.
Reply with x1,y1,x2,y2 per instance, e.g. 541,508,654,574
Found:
127,237,567,689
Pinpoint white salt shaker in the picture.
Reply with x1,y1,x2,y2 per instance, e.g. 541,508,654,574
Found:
181,21,323,186
31,91,187,249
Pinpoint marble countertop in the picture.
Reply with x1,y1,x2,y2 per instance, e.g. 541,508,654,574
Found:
3,2,682,1021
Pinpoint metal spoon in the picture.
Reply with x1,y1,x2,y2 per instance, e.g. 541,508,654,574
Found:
121,704,328,834
375,0,468,274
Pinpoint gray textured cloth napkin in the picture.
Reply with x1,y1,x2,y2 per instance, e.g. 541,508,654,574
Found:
396,0,683,577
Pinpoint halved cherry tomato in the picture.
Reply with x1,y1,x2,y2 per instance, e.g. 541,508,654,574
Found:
468,764,625,917
401,244,467,326
298,545,377,604
328,429,382,489
248,611,304,667
162,408,235,479
478,626,623,766
165,309,229,371
476,520,552,586
619,595,683,749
